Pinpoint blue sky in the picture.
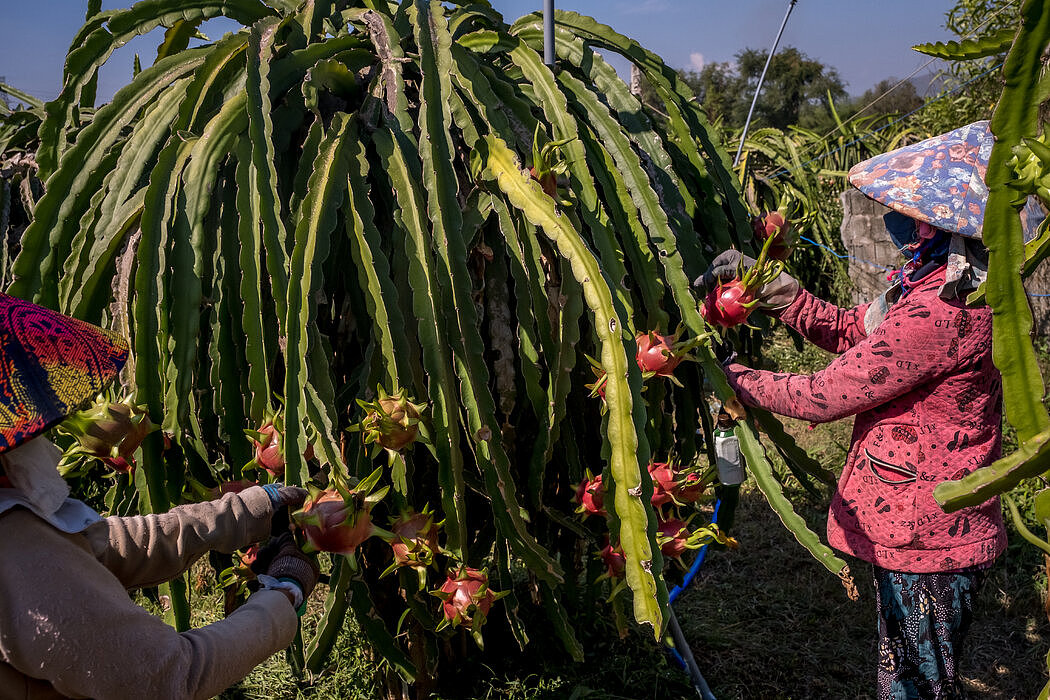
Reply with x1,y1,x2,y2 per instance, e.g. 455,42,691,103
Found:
0,1,958,104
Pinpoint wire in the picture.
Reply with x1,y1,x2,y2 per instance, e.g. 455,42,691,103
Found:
798,235,895,272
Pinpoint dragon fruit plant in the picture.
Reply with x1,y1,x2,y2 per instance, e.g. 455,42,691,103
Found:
10,0,863,688
433,567,508,648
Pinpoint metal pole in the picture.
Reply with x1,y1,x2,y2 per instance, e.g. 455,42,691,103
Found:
733,0,798,167
544,0,555,66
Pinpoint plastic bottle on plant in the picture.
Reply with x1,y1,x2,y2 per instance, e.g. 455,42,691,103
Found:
713,412,744,486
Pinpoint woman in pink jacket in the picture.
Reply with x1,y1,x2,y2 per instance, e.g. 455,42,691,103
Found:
703,121,1014,699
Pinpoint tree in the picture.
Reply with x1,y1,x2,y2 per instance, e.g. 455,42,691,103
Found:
852,78,924,119
682,46,847,131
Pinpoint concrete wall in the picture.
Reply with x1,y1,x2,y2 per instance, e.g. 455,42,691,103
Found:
838,188,1050,339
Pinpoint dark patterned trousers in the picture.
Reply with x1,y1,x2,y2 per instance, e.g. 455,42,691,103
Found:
873,565,984,700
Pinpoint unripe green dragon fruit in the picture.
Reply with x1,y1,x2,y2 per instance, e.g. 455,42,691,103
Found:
59,396,155,473
351,386,427,454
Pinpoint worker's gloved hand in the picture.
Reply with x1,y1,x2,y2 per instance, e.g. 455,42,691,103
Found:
695,250,800,311
713,337,737,366
261,483,309,510
262,532,320,604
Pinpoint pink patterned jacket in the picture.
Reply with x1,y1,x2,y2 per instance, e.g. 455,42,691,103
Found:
724,268,1006,573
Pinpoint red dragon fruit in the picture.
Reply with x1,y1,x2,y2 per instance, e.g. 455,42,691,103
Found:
648,462,677,507
239,543,261,568
585,368,608,402
354,387,426,453
101,456,134,474
251,423,286,478
433,567,506,633
701,226,787,331
658,518,738,561
751,210,796,261
383,507,443,577
635,331,684,377
599,542,626,579
573,472,606,518
676,471,705,503
245,414,316,479
701,279,760,330
657,518,692,558
293,468,391,555
648,461,706,507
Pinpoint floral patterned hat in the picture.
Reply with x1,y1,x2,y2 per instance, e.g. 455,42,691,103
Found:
848,120,993,240
0,294,127,453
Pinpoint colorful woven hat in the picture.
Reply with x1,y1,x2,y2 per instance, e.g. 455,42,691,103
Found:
0,295,128,453
848,121,993,239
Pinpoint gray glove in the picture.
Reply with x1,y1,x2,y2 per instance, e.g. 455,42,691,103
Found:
695,250,800,311
264,532,320,601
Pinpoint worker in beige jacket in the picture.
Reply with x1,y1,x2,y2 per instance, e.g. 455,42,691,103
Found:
0,293,318,700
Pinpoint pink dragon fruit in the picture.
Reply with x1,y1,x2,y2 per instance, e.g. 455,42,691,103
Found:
383,507,442,577
599,542,626,579
573,472,606,518
433,567,506,632
635,331,684,377
293,468,391,555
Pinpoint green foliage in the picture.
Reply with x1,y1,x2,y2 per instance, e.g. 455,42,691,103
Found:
912,27,1017,60
911,0,1017,136
851,78,924,119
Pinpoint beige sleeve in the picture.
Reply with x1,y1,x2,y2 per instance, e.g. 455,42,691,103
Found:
0,510,298,700
83,486,275,589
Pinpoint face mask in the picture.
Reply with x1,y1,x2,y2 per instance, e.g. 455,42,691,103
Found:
883,211,918,251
